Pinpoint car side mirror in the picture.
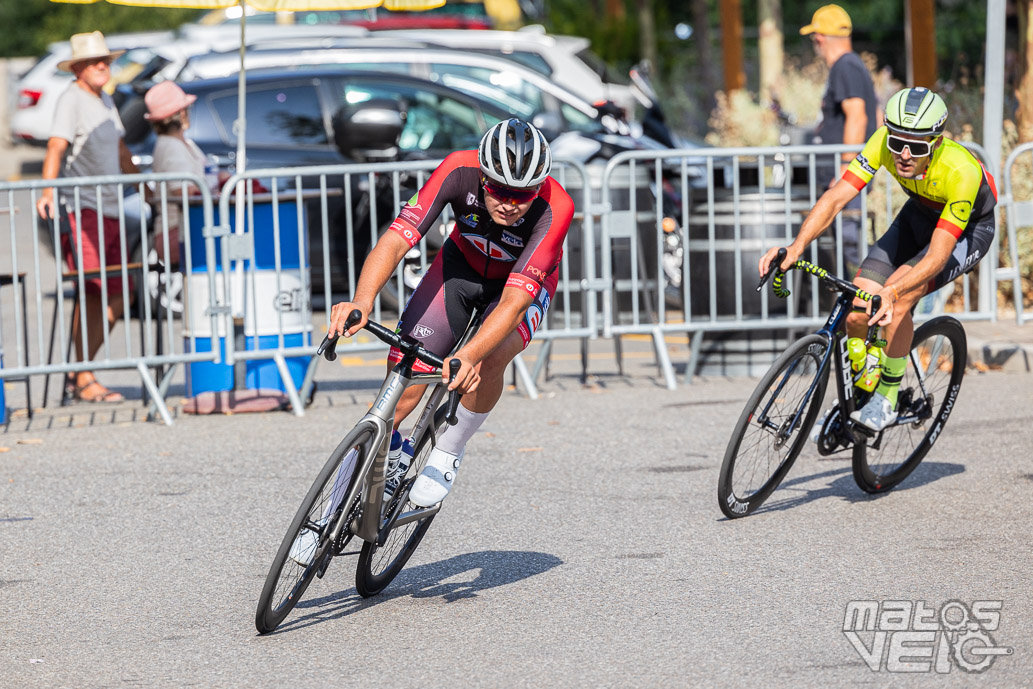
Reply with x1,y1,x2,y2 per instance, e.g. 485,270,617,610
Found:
332,98,407,162
531,112,562,141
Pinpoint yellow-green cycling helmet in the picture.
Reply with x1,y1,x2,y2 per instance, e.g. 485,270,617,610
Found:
885,87,948,137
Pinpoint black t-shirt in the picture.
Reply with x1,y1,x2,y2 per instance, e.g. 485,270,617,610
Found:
814,51,878,147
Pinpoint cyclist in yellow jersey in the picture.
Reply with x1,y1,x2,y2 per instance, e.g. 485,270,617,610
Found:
759,87,997,431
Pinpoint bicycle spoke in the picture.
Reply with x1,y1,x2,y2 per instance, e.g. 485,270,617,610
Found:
719,334,828,517
853,318,966,493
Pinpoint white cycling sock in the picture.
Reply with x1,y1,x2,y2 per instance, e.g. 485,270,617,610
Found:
436,404,490,456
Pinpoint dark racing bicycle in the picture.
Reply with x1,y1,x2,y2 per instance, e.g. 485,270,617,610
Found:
718,249,967,519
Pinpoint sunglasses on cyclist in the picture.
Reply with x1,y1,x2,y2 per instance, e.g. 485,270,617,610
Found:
482,180,539,205
886,134,938,158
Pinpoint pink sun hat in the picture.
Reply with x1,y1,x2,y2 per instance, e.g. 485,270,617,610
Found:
144,81,197,121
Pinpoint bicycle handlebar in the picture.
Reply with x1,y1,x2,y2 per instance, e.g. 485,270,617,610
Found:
759,249,879,308
316,310,464,424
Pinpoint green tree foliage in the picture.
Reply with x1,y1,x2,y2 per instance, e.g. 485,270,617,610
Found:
545,0,998,140
0,0,201,58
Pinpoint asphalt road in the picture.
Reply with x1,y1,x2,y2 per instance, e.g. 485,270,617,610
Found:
1,365,1031,688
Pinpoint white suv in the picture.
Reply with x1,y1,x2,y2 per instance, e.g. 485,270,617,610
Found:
373,25,643,117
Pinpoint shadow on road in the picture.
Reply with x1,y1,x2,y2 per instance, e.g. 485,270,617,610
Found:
266,549,562,635
752,461,966,516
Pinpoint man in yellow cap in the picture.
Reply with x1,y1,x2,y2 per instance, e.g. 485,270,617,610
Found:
801,5,877,277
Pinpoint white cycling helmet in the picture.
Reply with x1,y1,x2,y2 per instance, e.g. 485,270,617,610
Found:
478,118,552,189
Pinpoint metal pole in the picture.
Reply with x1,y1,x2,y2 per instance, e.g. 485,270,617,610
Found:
982,0,1006,318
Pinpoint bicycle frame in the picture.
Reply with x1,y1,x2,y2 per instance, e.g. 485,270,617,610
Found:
756,259,882,448
321,309,483,551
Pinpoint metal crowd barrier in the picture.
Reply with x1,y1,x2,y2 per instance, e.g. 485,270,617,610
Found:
594,141,1010,388
0,172,219,425
211,158,595,412
2,142,1025,422
999,141,1033,324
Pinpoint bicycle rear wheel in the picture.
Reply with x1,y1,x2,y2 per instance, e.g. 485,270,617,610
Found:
718,334,829,518
255,422,375,634
852,317,966,493
354,404,449,597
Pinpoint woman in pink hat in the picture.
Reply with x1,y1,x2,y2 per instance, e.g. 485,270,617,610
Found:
145,81,225,266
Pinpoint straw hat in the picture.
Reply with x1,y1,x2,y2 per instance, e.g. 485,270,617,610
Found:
57,31,126,72
144,81,198,121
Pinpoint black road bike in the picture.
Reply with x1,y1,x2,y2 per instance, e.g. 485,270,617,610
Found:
718,250,967,518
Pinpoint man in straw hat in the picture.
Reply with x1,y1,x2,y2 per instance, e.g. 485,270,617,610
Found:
801,5,878,277
36,31,142,403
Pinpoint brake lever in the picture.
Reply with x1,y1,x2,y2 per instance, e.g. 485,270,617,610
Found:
444,358,462,425
757,247,788,292
316,309,363,362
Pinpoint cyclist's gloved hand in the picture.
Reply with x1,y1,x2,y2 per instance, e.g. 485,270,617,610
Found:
445,356,480,394
328,301,370,338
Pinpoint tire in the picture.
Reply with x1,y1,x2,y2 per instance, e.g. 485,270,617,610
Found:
852,317,967,493
255,422,375,634
718,334,829,518
354,404,448,597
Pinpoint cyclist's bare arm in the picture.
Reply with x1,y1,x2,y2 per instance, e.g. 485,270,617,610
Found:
758,179,861,275
449,285,534,392
867,229,958,326
328,231,411,338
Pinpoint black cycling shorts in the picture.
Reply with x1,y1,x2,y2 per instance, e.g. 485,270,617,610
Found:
388,239,557,372
857,199,995,293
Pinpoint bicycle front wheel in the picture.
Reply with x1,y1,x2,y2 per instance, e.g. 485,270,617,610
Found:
718,334,829,518
354,405,449,597
852,317,967,493
255,422,375,634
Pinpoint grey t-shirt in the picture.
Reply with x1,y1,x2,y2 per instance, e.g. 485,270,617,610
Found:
50,83,125,216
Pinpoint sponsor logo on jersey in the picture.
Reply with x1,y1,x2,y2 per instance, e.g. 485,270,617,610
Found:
459,213,481,228
526,264,547,280
399,207,423,225
525,303,544,334
389,220,418,244
539,289,551,313
465,191,486,209
462,232,516,261
500,230,524,247
412,324,434,339
949,200,972,224
407,192,418,206
858,154,876,175
512,217,525,227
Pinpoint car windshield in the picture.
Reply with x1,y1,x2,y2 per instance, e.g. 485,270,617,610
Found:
327,80,486,154
575,47,629,85
210,82,328,146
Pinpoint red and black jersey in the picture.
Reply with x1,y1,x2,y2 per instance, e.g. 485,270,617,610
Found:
388,150,575,298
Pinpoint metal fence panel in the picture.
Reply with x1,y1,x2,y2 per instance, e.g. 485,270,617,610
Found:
0,172,219,424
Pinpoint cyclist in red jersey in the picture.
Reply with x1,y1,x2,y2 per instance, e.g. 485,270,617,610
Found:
327,119,574,507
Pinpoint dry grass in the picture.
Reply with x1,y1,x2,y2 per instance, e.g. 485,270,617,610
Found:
704,54,1032,310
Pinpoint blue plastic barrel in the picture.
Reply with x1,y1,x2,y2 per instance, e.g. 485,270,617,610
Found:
183,198,312,396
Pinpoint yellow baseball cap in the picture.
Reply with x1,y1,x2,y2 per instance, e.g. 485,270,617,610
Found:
800,4,852,37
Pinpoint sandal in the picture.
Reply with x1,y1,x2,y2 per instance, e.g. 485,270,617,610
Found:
72,378,124,403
